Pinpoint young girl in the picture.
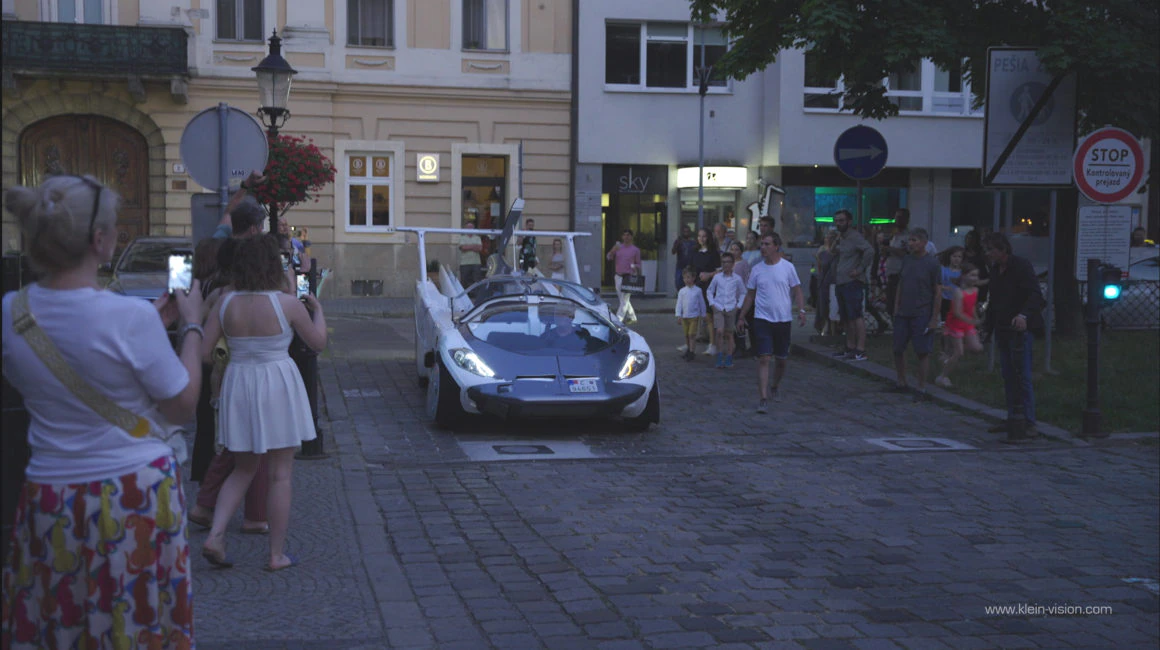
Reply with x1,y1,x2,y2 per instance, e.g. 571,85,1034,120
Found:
939,246,965,323
549,238,566,280
935,262,983,388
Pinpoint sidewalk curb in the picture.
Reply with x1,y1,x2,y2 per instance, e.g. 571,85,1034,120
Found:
791,340,1090,447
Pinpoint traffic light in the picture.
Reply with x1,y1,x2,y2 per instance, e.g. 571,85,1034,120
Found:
1099,265,1123,302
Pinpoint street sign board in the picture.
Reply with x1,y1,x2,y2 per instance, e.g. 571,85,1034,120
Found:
1074,205,1132,280
179,105,268,192
833,125,888,180
1073,127,1146,204
982,48,1077,187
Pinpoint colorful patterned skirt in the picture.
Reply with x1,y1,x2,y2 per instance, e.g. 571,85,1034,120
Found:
2,455,194,649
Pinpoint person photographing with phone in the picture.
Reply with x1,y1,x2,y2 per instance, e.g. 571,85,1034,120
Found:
3,175,203,646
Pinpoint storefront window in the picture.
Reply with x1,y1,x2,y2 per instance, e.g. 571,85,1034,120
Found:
785,186,908,246
602,165,667,288
462,155,507,258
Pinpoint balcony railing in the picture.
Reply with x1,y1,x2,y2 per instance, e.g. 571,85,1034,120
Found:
1,20,188,78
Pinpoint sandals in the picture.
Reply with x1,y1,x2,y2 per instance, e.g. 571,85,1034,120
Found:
265,553,300,572
201,546,234,569
188,511,212,530
240,523,270,535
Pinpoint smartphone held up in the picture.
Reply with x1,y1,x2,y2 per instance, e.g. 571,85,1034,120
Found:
168,254,193,294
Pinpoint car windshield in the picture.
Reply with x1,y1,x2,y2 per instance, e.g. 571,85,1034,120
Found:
117,241,190,274
462,299,619,355
459,276,602,307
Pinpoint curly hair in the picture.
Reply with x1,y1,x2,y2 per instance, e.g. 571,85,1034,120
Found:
231,234,284,291
193,237,224,281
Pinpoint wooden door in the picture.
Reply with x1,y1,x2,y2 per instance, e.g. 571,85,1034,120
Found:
20,115,150,247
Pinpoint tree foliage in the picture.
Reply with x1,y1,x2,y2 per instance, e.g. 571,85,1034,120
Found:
690,0,1160,138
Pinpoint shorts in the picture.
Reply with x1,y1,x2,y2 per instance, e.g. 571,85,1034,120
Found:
892,314,934,356
944,325,977,340
752,318,792,359
680,317,700,337
836,281,865,321
713,309,738,332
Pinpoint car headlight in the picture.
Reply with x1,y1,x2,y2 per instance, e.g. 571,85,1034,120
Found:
618,351,650,380
451,348,497,378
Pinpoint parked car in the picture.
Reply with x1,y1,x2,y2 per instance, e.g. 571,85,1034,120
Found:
105,236,193,300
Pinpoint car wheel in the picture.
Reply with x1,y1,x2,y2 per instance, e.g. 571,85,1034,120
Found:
426,357,465,429
415,326,428,388
624,383,660,432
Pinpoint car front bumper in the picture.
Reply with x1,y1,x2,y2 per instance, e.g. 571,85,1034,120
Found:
467,381,646,419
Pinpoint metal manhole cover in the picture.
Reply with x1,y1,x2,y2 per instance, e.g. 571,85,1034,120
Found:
865,437,976,452
458,440,596,462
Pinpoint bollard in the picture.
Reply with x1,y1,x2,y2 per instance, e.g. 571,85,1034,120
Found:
295,258,329,459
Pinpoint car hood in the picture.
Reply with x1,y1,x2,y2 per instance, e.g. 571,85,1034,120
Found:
111,273,166,299
466,338,633,381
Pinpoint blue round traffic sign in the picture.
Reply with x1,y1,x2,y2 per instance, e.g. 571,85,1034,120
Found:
833,125,889,180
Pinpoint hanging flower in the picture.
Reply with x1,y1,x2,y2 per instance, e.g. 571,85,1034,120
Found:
250,134,337,219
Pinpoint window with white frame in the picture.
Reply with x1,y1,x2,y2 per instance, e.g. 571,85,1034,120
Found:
887,61,923,111
346,154,394,231
803,50,841,109
802,53,979,116
463,0,508,51
604,22,729,90
217,0,263,42
57,0,104,23
348,0,394,48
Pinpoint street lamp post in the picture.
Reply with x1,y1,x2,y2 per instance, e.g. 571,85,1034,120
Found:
252,31,326,459
695,26,710,232
252,29,297,234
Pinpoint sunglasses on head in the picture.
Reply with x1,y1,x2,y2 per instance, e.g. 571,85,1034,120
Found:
54,175,105,243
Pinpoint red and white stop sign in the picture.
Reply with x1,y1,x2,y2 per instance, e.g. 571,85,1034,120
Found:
1073,127,1146,204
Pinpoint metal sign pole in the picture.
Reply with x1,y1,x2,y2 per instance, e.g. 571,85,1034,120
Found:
217,102,229,223
855,179,863,229
987,191,1001,372
1044,190,1057,372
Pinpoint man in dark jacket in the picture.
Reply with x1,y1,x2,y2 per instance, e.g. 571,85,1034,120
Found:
984,232,1045,442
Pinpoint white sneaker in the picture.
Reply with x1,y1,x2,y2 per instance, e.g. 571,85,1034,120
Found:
703,344,718,355
935,376,952,388
677,344,689,353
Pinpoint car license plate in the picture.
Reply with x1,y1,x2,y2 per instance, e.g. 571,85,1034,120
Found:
567,378,599,393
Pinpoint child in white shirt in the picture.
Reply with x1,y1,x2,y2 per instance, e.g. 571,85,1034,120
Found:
707,252,748,368
675,268,706,361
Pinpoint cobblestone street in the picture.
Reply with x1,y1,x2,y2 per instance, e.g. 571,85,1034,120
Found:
189,313,1160,649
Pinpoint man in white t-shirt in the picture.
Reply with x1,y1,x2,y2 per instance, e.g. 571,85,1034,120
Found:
738,232,806,413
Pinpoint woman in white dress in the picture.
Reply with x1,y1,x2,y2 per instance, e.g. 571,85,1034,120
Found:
198,235,327,571
549,238,566,280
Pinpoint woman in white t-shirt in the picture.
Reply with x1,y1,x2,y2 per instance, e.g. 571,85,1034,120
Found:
2,175,204,648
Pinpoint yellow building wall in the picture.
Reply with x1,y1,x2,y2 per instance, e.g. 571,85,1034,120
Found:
2,76,570,298
409,0,451,49
523,0,572,54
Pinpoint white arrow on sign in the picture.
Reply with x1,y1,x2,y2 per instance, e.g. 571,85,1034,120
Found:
838,145,885,161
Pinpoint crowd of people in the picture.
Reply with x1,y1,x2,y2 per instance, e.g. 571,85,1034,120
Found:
2,172,327,646
672,211,1044,438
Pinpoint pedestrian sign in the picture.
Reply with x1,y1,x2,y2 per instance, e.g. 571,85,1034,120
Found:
833,125,888,181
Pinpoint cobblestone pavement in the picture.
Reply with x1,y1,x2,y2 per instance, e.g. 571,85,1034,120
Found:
192,313,1159,649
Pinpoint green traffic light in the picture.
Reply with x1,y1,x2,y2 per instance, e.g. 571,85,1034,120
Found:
1103,284,1122,300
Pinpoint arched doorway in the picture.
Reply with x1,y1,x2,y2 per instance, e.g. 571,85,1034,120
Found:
19,115,150,247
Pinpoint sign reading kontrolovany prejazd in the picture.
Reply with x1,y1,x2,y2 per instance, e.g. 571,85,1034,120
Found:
982,48,1077,187
1074,205,1133,281
1072,127,1146,204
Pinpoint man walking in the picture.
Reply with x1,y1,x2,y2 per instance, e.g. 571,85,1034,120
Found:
883,208,911,317
738,233,807,413
890,228,941,398
831,209,873,361
984,232,1044,442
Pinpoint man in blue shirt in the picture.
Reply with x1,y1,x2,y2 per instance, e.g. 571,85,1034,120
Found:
211,170,266,239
